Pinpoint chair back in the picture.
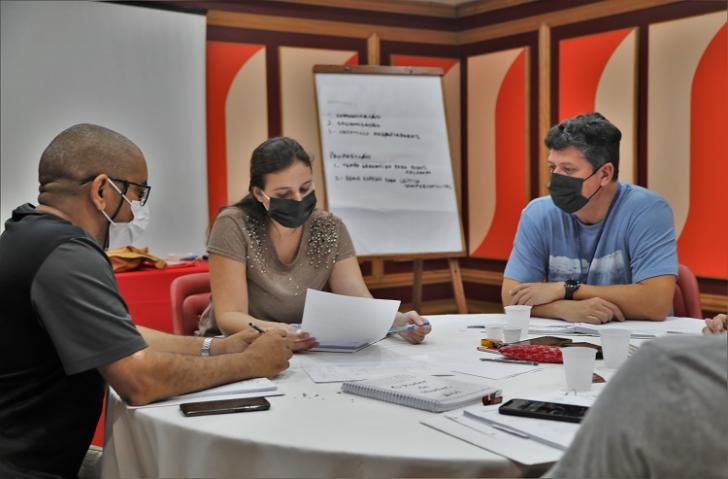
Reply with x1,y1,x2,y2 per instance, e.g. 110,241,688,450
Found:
170,272,211,335
673,264,702,318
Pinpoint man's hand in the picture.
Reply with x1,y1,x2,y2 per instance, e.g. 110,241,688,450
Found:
564,298,625,324
393,311,431,344
510,282,564,306
241,330,293,377
703,314,727,335
211,329,260,355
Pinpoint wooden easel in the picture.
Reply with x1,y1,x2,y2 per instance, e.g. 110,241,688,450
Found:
412,258,467,314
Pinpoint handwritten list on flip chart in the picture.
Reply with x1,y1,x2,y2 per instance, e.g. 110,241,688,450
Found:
314,72,463,256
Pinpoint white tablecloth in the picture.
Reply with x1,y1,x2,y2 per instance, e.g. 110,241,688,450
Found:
101,314,695,478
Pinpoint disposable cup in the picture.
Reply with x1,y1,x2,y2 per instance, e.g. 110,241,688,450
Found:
504,305,532,337
561,347,597,392
485,325,505,341
600,329,631,369
503,327,522,343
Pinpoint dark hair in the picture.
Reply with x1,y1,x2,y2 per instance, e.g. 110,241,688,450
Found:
544,112,621,181
232,137,312,222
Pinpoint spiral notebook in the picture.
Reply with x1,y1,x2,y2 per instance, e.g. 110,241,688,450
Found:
341,374,500,413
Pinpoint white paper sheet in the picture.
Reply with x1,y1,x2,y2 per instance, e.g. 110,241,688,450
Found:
429,351,542,380
422,414,563,466
528,382,608,406
449,361,543,380
314,73,463,256
118,378,281,409
527,316,704,337
301,289,400,350
303,360,451,383
463,407,580,450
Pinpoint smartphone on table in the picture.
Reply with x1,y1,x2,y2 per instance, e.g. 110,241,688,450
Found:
498,398,589,423
180,397,270,417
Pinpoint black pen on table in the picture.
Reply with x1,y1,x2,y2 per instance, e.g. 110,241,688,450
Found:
249,322,266,334
480,357,539,366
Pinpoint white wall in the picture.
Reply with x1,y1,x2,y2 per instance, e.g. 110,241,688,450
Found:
0,1,208,257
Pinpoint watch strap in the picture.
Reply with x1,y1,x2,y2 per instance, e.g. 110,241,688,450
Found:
201,337,214,357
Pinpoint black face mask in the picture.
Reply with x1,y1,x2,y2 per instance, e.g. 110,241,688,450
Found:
264,190,317,228
548,170,601,214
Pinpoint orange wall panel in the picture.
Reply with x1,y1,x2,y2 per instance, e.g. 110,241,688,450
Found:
206,42,265,223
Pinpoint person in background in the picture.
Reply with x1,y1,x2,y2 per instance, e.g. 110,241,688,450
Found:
197,137,431,348
0,124,293,479
547,315,727,478
502,113,677,324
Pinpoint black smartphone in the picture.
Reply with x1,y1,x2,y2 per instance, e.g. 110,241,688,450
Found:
498,398,589,423
180,397,270,417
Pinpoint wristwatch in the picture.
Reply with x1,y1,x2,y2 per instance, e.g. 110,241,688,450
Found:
564,279,581,300
200,337,214,357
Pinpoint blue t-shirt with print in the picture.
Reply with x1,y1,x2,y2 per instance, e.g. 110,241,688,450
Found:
504,182,678,285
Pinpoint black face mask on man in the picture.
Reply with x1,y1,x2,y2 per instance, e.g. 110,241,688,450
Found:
262,190,317,228
548,168,603,214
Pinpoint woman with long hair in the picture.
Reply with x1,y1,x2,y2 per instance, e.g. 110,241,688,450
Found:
197,137,430,350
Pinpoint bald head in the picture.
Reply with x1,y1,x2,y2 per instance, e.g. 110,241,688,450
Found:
38,124,144,194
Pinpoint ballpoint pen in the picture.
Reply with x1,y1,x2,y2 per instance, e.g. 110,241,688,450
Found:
249,322,265,334
480,357,539,366
387,319,431,335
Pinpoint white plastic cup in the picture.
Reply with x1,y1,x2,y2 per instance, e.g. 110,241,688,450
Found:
503,327,522,343
561,347,597,392
504,305,532,338
600,329,631,369
485,325,505,341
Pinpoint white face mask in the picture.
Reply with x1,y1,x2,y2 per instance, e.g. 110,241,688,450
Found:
100,180,151,249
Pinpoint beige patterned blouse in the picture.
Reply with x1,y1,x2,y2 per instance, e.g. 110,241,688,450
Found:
196,207,356,336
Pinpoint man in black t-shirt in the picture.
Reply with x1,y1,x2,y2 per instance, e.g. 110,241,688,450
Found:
0,124,312,478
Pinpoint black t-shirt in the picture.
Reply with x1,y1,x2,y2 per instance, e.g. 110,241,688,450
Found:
0,205,147,478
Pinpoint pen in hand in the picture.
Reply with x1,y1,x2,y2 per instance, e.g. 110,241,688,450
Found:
249,322,266,334
388,319,431,335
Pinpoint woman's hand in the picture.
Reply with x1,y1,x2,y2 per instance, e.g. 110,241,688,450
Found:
269,323,318,352
285,327,319,352
393,311,431,344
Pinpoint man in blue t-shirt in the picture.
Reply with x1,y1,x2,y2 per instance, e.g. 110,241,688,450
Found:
502,113,677,323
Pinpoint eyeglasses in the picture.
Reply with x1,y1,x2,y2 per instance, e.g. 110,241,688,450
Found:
80,175,152,206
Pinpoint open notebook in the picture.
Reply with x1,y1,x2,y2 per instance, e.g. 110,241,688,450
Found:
342,374,500,413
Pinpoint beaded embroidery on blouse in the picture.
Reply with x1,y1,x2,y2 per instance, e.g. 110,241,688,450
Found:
241,212,340,274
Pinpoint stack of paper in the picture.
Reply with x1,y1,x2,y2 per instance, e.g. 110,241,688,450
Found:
422,413,564,465
422,384,608,464
301,289,401,352
121,378,281,409
463,407,579,450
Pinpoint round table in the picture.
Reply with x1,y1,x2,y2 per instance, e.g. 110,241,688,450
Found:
101,314,623,478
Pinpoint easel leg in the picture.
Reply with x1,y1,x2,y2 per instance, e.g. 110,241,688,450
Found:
448,258,468,314
412,259,423,313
